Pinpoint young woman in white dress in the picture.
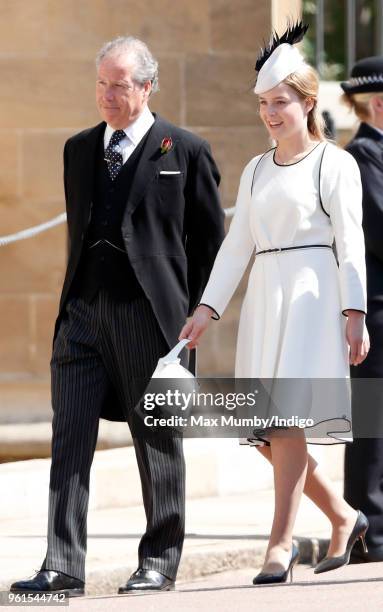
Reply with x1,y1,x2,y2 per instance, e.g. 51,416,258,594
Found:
179,23,370,583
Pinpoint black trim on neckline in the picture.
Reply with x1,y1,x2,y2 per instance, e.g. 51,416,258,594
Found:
318,144,330,217
251,147,275,196
272,141,323,167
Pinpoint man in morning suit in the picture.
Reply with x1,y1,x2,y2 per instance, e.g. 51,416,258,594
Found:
10,36,225,596
341,56,383,562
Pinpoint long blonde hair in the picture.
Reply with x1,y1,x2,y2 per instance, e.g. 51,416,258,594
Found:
283,65,327,141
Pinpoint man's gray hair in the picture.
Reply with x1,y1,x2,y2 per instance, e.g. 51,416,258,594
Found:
96,36,159,93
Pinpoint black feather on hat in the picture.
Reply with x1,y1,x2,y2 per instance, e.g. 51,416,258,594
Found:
255,20,309,73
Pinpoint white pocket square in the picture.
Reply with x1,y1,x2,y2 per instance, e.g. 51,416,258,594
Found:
159,170,182,175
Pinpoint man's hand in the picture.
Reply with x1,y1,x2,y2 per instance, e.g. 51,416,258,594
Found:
345,310,370,366
178,305,215,349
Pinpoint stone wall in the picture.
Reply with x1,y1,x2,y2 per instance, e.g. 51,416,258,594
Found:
0,0,301,381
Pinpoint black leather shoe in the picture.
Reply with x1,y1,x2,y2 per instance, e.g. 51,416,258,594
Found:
314,510,369,574
118,568,175,593
253,543,300,585
10,570,85,597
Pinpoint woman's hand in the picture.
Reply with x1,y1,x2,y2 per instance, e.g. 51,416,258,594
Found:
178,305,215,349
345,311,370,366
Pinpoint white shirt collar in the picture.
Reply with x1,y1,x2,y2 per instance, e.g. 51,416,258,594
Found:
104,105,155,147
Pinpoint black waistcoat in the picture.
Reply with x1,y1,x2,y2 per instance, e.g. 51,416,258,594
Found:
70,130,151,302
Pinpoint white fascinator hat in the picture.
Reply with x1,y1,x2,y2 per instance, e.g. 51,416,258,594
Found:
254,21,309,94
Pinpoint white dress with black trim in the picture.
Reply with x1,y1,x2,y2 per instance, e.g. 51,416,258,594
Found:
200,142,367,444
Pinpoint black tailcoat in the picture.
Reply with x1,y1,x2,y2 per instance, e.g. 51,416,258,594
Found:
344,122,383,556
56,113,225,421
345,122,383,308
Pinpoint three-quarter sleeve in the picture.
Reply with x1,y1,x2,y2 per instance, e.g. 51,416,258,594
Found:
323,146,367,315
199,157,258,317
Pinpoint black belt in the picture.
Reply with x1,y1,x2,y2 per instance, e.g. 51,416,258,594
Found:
256,244,332,256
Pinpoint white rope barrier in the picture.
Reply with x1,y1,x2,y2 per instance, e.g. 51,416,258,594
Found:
0,206,235,248
0,213,67,247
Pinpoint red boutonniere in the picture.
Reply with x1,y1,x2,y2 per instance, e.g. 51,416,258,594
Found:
160,137,173,154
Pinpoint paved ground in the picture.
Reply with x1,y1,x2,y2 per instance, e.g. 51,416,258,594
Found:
0,432,376,610
2,564,381,611
0,482,349,597
75,564,383,612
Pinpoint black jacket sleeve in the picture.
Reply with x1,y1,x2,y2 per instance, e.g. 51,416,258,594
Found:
346,140,383,265
184,141,225,315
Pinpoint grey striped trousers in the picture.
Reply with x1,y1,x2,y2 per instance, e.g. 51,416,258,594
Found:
41,291,185,582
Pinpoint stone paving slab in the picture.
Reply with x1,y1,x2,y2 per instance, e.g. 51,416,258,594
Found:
59,563,383,612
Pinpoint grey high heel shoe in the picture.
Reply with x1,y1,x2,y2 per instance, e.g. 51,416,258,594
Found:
253,543,300,585
314,510,369,574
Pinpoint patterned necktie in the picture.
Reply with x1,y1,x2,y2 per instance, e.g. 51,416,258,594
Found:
104,129,126,180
